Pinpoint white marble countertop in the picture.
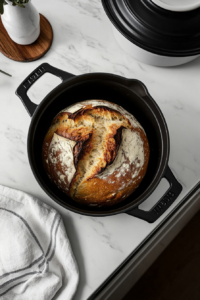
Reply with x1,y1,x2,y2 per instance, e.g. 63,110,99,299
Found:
1,0,200,299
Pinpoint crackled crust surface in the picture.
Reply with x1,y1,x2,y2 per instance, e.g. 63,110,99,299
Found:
42,100,150,206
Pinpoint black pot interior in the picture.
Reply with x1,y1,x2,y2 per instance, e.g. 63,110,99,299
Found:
29,75,168,215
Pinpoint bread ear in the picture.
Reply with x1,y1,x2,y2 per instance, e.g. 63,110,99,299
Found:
96,128,144,180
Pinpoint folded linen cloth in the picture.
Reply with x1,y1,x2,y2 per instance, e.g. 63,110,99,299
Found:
0,185,79,300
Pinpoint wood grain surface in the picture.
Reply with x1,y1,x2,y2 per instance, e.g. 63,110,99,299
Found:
123,210,200,300
0,14,53,62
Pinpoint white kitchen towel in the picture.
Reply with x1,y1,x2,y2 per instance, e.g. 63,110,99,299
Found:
0,185,79,300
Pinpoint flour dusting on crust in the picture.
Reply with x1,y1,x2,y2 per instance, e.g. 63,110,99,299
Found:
96,128,144,180
48,133,77,187
43,99,150,206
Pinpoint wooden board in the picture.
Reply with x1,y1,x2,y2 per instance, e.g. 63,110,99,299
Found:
0,14,53,62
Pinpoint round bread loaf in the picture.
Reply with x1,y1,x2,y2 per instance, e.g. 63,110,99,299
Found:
42,100,150,207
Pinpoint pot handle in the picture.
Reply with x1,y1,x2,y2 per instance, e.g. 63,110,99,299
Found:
126,79,149,98
126,166,182,223
15,63,75,117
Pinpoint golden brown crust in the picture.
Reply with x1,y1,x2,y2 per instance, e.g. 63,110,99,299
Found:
42,100,150,207
72,127,149,206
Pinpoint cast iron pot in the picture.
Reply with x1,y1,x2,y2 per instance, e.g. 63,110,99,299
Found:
16,63,182,223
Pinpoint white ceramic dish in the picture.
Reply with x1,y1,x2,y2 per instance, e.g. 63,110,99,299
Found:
152,0,200,12
102,0,200,67
112,24,200,67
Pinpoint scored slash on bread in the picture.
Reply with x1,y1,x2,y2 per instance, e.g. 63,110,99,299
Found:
42,100,150,207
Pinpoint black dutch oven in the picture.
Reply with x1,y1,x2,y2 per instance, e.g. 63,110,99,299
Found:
16,63,182,223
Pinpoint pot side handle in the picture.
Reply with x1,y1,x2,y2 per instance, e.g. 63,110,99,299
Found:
126,79,149,98
15,63,75,117
126,166,182,223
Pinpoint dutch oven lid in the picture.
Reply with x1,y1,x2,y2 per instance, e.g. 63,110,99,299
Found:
102,0,200,57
